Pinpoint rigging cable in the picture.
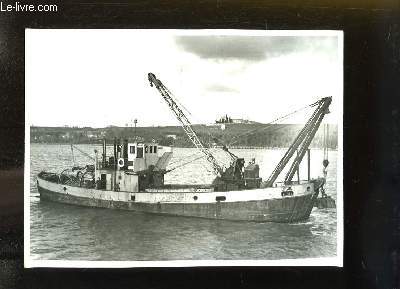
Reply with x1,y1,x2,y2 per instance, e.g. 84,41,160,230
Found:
167,123,306,172
70,144,95,162
165,101,318,172
163,81,234,166
70,144,76,166
228,101,316,147
163,85,192,117
166,148,220,173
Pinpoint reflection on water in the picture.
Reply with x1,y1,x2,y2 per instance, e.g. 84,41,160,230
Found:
30,144,337,261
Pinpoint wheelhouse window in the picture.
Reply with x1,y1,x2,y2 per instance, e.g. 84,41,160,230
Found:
149,146,153,153
154,146,157,154
137,147,143,158
145,146,148,153
130,145,135,154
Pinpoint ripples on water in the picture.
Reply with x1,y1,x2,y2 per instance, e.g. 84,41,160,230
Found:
30,144,337,261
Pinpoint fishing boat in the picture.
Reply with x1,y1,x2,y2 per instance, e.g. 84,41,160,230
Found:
36,73,333,223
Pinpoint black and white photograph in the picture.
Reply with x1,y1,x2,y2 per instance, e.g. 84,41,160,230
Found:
25,29,343,267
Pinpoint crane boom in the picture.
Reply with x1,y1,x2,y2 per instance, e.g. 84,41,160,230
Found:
148,73,224,176
265,97,332,187
284,97,331,183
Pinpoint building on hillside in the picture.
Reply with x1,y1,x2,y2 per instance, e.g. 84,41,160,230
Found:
166,134,177,140
231,118,251,124
216,115,253,125
216,115,233,124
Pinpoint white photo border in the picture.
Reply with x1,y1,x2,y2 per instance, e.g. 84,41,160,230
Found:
24,29,343,268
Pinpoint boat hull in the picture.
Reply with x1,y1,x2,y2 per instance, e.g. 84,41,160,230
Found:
37,178,318,223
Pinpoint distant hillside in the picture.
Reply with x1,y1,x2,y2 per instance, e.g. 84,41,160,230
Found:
30,123,338,149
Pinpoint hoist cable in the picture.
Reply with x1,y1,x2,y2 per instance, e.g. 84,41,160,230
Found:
323,123,330,160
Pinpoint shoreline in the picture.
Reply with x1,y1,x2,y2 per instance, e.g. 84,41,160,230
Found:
29,142,338,151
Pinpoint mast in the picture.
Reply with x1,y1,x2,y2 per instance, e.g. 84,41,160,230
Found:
148,73,224,176
265,97,332,187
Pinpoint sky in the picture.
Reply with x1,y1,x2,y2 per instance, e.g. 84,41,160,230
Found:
26,30,343,127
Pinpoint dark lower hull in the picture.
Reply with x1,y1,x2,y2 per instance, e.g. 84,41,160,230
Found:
38,185,317,223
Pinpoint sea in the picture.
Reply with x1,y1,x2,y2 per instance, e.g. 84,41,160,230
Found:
29,144,338,261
